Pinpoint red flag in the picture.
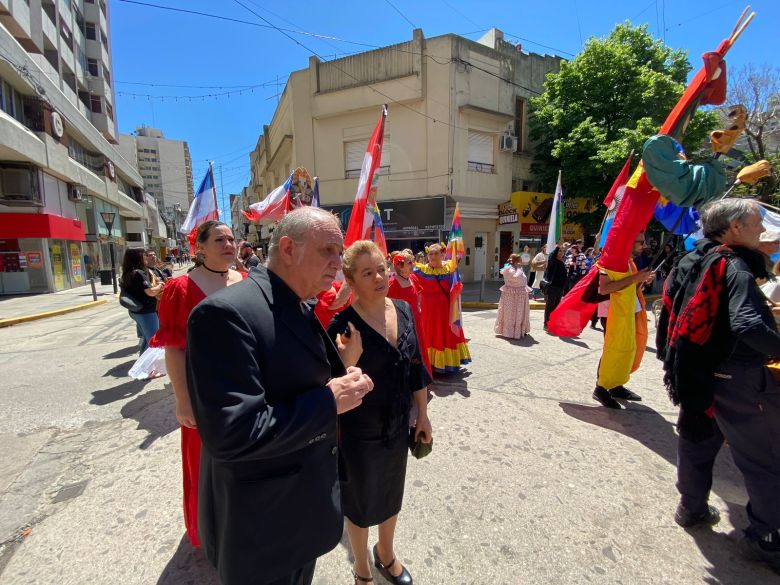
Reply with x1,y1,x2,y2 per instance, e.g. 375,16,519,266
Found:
344,105,387,249
603,151,633,207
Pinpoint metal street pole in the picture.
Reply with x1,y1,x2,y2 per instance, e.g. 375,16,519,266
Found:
100,211,118,294
109,239,117,294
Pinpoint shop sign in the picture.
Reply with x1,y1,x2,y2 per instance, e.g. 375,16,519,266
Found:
51,244,65,289
26,251,43,269
510,190,593,239
498,201,518,225
70,243,82,283
322,196,446,239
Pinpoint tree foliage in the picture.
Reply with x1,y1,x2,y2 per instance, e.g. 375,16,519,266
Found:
529,22,719,227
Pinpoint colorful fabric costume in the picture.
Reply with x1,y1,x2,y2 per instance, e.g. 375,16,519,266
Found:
495,265,532,339
388,273,432,376
414,261,471,373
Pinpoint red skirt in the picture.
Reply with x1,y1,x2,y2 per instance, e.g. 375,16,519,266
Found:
181,425,201,548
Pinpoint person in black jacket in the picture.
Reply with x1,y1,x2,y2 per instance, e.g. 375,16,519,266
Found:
657,199,780,574
186,207,374,585
119,248,164,354
543,246,568,330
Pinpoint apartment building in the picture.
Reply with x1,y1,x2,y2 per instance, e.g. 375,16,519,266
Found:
0,0,145,294
247,28,560,282
119,126,194,250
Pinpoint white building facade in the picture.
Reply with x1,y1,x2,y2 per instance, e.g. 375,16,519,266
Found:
0,0,145,293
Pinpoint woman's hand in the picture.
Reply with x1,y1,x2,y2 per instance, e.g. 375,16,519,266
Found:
336,322,363,368
175,395,197,429
414,413,433,444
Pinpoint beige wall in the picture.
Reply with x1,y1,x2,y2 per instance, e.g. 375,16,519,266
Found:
247,29,560,281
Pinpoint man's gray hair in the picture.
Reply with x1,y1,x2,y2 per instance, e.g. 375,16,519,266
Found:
267,207,341,260
700,198,761,239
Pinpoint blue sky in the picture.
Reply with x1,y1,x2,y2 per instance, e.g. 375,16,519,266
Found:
110,0,778,218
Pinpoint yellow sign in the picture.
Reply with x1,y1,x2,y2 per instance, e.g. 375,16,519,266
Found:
51,244,65,289
70,243,82,283
507,191,594,239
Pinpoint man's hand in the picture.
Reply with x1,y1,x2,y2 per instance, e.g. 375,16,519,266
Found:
633,268,653,285
175,396,197,429
414,413,433,444
328,366,374,414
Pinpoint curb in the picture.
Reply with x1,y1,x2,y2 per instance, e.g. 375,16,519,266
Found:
0,299,108,328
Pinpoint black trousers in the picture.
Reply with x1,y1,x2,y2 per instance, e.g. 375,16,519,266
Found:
676,362,780,538
263,560,316,585
544,286,563,326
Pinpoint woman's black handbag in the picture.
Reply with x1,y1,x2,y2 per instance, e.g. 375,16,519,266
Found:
539,276,550,292
409,427,433,459
119,287,143,313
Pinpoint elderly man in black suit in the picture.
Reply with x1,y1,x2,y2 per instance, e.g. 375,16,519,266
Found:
187,206,374,585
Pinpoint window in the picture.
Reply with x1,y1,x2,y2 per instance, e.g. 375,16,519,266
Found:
344,139,390,179
87,58,98,76
105,101,113,119
467,130,494,173
0,78,25,124
103,66,110,86
85,22,96,40
90,95,102,113
67,137,104,174
514,98,525,153
60,22,74,50
0,165,43,206
100,31,108,50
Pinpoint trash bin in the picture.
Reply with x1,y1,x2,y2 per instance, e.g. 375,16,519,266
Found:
98,269,113,286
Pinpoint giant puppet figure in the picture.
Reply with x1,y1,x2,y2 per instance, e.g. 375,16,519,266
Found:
547,8,755,392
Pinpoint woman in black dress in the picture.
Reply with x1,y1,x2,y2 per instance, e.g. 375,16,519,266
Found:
328,240,432,585
543,245,568,331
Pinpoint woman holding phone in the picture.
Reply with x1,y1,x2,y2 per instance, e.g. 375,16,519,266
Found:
328,240,432,585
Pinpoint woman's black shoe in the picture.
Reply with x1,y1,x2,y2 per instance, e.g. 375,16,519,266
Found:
373,544,412,585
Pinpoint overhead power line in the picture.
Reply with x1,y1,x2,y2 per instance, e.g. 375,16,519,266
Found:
382,0,418,28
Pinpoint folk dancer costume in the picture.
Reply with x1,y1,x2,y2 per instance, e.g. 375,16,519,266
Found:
388,255,432,376
414,258,471,374
546,11,753,392
495,263,532,339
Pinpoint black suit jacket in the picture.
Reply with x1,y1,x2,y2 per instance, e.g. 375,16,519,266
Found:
186,266,345,585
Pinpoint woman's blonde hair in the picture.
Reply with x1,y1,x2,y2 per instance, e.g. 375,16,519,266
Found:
342,240,383,279
508,253,521,264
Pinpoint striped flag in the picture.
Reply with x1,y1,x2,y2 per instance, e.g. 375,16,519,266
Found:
546,170,563,252
598,152,634,249
242,172,294,223
180,163,219,250
344,105,388,254
446,203,464,335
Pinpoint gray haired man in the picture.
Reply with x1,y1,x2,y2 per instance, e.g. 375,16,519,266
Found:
657,198,780,574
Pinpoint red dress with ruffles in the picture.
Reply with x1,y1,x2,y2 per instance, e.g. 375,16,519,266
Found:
150,275,206,548
387,274,432,376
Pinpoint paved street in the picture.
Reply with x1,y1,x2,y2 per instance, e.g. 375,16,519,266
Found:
0,299,777,585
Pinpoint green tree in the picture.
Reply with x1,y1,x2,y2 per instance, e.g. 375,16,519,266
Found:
529,22,718,231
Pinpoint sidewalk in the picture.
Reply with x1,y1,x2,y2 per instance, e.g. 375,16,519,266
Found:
0,266,189,326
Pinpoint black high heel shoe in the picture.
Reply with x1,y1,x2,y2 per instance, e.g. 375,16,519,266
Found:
372,544,412,585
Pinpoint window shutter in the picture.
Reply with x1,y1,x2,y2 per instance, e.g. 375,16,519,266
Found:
468,131,493,165
344,138,390,175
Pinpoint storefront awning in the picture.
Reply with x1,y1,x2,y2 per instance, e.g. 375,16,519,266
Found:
0,213,86,241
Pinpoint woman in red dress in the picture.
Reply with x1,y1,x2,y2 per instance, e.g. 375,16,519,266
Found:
387,250,432,376
150,220,244,548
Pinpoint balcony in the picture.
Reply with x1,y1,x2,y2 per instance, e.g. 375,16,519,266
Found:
60,41,75,73
41,9,57,47
87,75,109,96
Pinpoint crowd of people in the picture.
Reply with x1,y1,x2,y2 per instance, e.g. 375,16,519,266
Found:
113,198,780,582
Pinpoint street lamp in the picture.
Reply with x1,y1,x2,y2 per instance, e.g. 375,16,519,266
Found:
100,211,117,294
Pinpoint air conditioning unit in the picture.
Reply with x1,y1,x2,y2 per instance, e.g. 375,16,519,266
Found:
499,134,518,152
68,185,83,201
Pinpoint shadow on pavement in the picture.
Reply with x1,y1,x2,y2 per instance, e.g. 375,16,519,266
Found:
103,359,135,378
558,402,776,584
120,386,179,450
103,346,139,359
90,379,150,405
557,336,590,349
156,535,219,585
431,370,471,399
502,334,539,347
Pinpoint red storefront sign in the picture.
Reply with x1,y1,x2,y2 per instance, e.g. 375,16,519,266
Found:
0,213,86,241
520,223,550,235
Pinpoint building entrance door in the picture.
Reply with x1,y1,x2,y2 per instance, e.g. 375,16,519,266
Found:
473,232,487,281
499,231,513,267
